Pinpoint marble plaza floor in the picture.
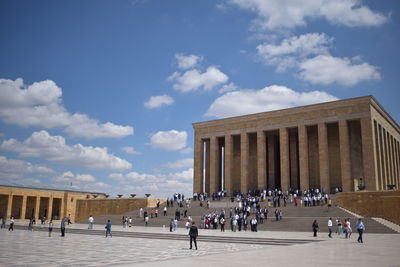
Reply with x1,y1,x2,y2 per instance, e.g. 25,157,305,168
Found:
0,223,399,267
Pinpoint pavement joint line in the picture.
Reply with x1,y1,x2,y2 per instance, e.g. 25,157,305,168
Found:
10,225,323,246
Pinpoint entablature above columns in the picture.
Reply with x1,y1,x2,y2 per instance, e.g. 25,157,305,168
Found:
196,112,370,139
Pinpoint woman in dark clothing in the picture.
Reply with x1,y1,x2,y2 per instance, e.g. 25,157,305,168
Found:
312,220,319,237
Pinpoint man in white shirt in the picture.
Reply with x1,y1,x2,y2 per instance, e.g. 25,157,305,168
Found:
328,217,333,238
88,215,94,230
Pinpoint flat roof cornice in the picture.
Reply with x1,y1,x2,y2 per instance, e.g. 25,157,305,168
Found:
0,184,106,195
193,95,373,128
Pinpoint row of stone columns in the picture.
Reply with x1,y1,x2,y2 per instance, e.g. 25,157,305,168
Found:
4,194,60,220
374,120,400,190
194,118,385,195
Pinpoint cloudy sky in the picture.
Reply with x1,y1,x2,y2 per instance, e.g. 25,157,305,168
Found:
0,0,399,197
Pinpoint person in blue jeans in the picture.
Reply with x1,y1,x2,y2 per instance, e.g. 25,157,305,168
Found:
356,218,365,243
105,220,112,238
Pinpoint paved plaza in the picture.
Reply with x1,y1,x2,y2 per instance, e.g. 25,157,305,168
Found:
0,223,399,267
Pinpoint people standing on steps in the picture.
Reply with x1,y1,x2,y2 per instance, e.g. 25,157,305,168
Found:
163,206,167,216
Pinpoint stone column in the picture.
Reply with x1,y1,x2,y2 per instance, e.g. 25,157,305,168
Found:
257,131,266,190
318,122,330,192
267,134,275,189
34,196,40,220
224,134,233,195
360,117,377,191
48,195,53,220
240,132,249,193
20,195,27,220
371,120,380,190
298,125,309,191
209,136,219,194
6,194,13,219
396,141,400,189
376,124,384,190
389,136,395,186
280,128,290,191
60,196,65,220
339,120,352,192
193,133,203,194
383,129,389,190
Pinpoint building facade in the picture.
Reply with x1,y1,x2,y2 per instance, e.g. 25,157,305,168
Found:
0,185,106,221
193,96,400,195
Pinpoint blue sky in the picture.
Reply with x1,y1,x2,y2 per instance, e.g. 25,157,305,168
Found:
0,0,399,197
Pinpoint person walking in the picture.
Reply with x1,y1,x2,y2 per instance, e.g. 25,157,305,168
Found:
188,222,198,250
28,218,33,231
60,217,66,237
347,218,353,238
1,216,6,229
356,218,365,243
312,220,319,237
88,215,94,230
169,218,174,232
220,217,225,232
8,216,14,231
48,220,53,237
105,220,112,237
328,218,333,238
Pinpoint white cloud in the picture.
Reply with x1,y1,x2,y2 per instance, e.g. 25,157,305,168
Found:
164,158,193,169
51,171,113,193
53,171,96,183
0,156,54,175
144,94,174,109
150,130,187,151
218,82,238,93
205,85,338,118
168,66,229,93
257,33,332,71
255,33,381,85
175,53,203,69
121,146,141,155
108,168,193,197
0,78,134,139
298,55,381,86
228,0,388,31
0,130,132,171
180,147,193,154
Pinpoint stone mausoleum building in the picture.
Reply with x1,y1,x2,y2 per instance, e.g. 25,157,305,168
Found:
193,96,400,195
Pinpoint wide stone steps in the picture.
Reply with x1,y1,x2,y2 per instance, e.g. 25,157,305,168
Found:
83,198,397,234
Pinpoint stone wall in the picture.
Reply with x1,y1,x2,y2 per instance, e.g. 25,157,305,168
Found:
336,191,400,225
75,198,162,222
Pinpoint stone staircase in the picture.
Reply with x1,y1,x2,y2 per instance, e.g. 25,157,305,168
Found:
84,197,397,234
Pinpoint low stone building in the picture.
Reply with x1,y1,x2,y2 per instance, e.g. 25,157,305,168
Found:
0,185,106,222
193,96,400,195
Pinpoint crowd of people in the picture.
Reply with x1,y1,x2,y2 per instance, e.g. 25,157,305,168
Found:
0,189,368,245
